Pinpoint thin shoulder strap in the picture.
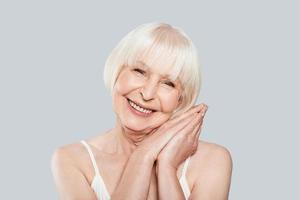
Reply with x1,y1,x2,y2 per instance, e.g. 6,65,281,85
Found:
182,156,191,178
80,140,100,176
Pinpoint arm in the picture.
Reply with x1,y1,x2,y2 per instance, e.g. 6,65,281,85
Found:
189,147,233,200
154,104,208,200
157,162,185,200
51,147,97,200
111,105,205,200
147,162,158,200
110,149,156,200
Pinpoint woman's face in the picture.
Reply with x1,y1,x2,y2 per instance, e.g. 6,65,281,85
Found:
112,61,183,134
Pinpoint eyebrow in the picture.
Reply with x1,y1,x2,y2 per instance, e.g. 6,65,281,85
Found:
136,61,150,69
136,61,173,79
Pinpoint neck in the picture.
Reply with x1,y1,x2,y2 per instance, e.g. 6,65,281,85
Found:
110,118,154,156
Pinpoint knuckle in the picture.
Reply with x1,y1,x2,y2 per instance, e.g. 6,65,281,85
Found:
190,147,197,155
193,142,198,148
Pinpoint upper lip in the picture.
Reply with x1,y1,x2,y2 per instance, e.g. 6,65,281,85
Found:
127,98,157,111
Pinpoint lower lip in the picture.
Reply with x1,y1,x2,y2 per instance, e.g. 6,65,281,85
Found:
126,98,154,117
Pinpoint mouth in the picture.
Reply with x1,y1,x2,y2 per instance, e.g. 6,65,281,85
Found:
126,98,157,114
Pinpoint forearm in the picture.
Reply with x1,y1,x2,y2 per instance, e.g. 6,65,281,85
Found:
111,150,155,200
157,163,185,200
146,161,158,200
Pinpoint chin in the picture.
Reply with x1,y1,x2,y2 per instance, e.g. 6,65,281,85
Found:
122,118,149,132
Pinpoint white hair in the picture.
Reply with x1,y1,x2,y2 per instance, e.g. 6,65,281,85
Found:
103,22,202,119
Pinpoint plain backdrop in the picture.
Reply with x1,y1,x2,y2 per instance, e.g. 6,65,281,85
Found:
0,0,299,199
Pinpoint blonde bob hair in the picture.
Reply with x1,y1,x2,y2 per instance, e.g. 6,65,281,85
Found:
103,22,202,119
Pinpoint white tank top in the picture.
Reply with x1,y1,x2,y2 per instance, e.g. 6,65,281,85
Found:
81,140,191,200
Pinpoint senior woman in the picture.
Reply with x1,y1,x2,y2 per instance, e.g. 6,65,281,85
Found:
51,22,232,200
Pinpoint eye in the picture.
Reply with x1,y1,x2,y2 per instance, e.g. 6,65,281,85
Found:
164,81,175,88
133,68,146,75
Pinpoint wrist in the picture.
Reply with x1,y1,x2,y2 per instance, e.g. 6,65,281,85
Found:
132,147,156,165
157,160,178,173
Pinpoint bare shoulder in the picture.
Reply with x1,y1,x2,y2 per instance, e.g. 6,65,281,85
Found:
189,140,233,199
193,140,233,168
51,142,89,182
51,142,87,171
51,131,113,176
190,140,233,179
51,142,98,199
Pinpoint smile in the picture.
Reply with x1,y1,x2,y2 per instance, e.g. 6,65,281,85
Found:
127,98,155,114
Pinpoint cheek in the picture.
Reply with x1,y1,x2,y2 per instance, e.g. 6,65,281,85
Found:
114,71,142,95
112,70,141,114
158,90,180,112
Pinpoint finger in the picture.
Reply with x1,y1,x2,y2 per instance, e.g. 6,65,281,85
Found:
190,122,201,139
183,105,207,139
188,124,201,151
195,108,208,139
189,123,201,155
199,105,208,117
194,105,208,132
144,105,207,153
168,103,207,125
152,112,199,149
177,112,203,138
195,125,202,140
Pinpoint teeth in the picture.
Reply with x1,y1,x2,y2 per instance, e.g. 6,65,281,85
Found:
129,100,152,114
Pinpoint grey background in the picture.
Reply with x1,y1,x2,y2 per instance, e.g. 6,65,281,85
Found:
0,0,299,199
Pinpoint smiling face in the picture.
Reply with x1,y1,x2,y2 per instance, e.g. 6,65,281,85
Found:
112,61,183,134
105,23,202,135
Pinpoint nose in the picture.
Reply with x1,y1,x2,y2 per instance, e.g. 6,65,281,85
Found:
140,79,158,101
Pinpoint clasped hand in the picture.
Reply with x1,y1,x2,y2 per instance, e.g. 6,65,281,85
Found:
137,103,208,170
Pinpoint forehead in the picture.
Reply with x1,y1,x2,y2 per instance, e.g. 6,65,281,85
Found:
125,42,184,82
